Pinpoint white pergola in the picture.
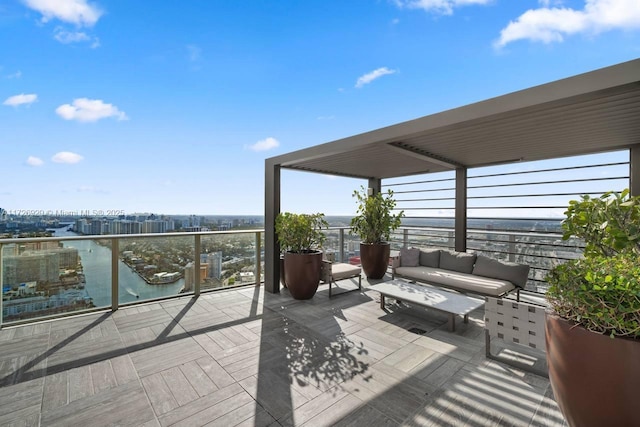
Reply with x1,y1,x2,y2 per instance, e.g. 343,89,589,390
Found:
264,58,640,293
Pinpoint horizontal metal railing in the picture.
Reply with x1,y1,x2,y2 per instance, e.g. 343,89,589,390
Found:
322,223,583,294
384,155,630,214
0,229,264,327
388,224,584,293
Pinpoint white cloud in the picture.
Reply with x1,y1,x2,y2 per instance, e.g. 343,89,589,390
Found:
56,98,128,122
53,28,100,47
247,137,280,152
3,93,38,107
496,0,640,48
394,0,492,15
26,156,44,166
6,70,22,79
22,0,103,26
355,67,397,88
54,29,90,43
52,151,83,164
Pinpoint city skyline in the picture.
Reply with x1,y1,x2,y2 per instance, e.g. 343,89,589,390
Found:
2,1,639,215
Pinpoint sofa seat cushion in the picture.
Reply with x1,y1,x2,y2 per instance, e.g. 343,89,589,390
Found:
394,266,515,297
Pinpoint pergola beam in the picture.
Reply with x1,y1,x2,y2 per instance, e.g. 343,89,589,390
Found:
386,142,462,170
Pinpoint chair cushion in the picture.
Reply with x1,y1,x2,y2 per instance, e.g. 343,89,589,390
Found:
331,263,361,281
439,250,477,274
472,255,530,288
400,247,420,267
419,249,440,268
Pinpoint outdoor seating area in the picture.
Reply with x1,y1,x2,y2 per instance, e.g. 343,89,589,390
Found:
391,248,529,300
0,278,566,426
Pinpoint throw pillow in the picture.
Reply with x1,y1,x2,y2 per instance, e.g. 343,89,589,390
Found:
419,249,440,268
439,250,477,274
400,247,420,267
472,255,530,288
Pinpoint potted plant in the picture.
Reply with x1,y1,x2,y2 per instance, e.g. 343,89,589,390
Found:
545,189,640,427
350,186,404,279
275,212,328,299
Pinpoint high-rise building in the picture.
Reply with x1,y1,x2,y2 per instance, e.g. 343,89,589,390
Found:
111,220,142,235
200,252,222,279
183,262,208,292
3,253,59,285
142,220,168,233
90,219,104,235
74,218,90,234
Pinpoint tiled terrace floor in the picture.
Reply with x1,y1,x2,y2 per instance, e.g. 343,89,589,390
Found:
0,279,567,426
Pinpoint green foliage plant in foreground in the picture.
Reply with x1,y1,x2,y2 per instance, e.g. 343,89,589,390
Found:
546,189,640,339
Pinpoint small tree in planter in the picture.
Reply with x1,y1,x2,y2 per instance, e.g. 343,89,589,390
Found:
276,212,328,299
350,186,404,279
545,189,640,427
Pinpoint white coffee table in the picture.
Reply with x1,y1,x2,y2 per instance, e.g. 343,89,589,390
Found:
369,279,485,332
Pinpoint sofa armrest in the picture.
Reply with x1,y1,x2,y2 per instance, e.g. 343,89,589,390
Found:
390,255,401,269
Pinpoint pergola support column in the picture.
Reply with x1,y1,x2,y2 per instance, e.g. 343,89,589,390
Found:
455,167,467,252
264,161,281,293
630,145,640,197
368,178,381,195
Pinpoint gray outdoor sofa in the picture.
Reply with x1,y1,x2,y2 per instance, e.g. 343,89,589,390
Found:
391,248,530,300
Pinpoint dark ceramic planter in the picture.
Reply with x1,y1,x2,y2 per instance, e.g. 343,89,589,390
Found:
545,313,640,427
279,255,287,288
283,251,322,299
359,243,390,279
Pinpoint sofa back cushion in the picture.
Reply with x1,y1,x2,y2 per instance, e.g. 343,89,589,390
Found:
400,247,420,267
439,250,476,274
472,255,530,288
419,249,440,268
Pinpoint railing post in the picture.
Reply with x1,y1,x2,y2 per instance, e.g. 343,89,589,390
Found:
403,228,409,248
111,238,119,311
255,232,261,285
339,228,345,263
194,235,201,297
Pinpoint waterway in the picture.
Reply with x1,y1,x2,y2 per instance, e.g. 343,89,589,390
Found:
54,228,184,307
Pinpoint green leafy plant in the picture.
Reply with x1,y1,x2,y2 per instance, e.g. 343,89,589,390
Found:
561,189,640,257
275,212,328,253
546,189,640,339
350,186,404,244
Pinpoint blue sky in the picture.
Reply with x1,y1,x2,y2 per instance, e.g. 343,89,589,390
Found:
1,0,639,216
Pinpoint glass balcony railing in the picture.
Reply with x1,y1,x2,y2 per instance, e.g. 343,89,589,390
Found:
0,220,581,326
0,229,264,327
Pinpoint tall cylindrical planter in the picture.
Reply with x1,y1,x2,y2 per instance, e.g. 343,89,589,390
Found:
359,243,390,280
283,251,322,300
279,255,287,288
545,313,640,427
